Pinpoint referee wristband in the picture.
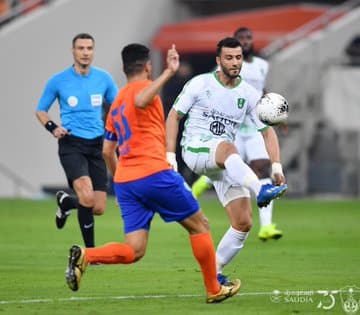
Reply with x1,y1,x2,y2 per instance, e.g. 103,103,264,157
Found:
44,120,58,133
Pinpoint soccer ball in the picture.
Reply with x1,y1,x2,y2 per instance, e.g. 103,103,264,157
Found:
256,92,289,126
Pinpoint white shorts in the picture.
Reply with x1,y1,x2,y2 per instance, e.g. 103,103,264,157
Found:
235,131,269,163
182,138,250,207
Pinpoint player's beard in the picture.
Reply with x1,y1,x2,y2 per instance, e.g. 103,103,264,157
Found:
242,45,254,60
222,66,240,80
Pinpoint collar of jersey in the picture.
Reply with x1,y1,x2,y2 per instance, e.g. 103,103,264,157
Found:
71,65,92,77
213,71,242,89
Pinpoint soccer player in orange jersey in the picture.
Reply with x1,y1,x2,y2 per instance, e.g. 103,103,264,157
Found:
64,43,240,303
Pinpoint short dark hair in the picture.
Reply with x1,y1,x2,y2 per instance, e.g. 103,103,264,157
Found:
233,27,252,37
216,37,241,56
72,33,94,47
121,43,150,76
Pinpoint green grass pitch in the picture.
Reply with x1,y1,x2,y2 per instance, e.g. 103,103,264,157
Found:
0,196,359,315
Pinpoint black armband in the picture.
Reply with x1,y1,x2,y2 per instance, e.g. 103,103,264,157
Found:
45,120,58,133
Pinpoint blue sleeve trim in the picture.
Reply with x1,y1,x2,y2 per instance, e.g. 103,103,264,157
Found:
105,130,117,141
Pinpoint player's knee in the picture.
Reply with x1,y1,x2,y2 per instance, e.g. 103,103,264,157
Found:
181,210,210,234
78,192,95,208
219,142,238,158
93,205,105,215
233,218,252,232
215,141,239,167
243,220,252,232
92,200,106,215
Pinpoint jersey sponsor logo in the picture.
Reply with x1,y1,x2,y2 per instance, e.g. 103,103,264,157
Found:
91,94,103,106
202,109,237,127
210,121,225,136
237,98,245,108
67,96,78,107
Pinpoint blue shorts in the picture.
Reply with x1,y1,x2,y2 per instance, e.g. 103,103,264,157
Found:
114,170,199,234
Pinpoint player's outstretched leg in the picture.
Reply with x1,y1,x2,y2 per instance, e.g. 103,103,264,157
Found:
65,245,88,291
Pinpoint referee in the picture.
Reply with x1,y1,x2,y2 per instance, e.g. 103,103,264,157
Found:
36,33,118,247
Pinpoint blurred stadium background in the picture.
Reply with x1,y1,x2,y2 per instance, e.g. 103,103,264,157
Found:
0,0,359,198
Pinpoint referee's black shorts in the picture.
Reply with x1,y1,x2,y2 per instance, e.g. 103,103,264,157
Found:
58,135,108,191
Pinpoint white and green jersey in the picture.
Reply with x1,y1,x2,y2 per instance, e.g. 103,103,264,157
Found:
239,56,269,133
173,71,265,148
241,56,268,92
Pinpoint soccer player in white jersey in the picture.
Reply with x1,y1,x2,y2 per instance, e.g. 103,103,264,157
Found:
192,27,283,241
166,37,287,285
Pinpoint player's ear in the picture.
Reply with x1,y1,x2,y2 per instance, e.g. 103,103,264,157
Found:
145,61,152,73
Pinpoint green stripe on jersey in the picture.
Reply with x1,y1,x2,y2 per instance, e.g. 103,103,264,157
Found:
185,146,210,153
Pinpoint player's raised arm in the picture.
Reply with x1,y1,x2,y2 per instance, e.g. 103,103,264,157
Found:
135,44,180,109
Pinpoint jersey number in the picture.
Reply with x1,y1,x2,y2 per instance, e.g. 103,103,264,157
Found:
112,105,131,146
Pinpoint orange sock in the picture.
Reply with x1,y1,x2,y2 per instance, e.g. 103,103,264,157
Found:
85,242,135,264
189,232,221,295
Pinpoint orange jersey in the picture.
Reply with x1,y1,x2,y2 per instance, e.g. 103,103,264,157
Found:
105,80,171,182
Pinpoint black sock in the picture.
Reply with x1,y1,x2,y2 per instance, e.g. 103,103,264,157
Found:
62,195,79,211
77,204,94,248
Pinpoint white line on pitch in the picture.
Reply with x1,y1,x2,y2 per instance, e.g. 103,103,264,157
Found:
0,291,269,305
1,289,358,305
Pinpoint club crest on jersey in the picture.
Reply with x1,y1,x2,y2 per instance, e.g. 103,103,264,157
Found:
237,98,245,108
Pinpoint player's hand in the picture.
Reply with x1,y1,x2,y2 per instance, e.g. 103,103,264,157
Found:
166,44,180,74
166,152,178,172
53,126,70,139
271,162,285,185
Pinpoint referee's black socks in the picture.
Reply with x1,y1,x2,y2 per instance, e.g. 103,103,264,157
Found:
62,194,79,211
77,204,95,248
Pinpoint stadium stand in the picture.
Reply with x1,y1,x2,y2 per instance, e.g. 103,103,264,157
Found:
0,0,50,26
